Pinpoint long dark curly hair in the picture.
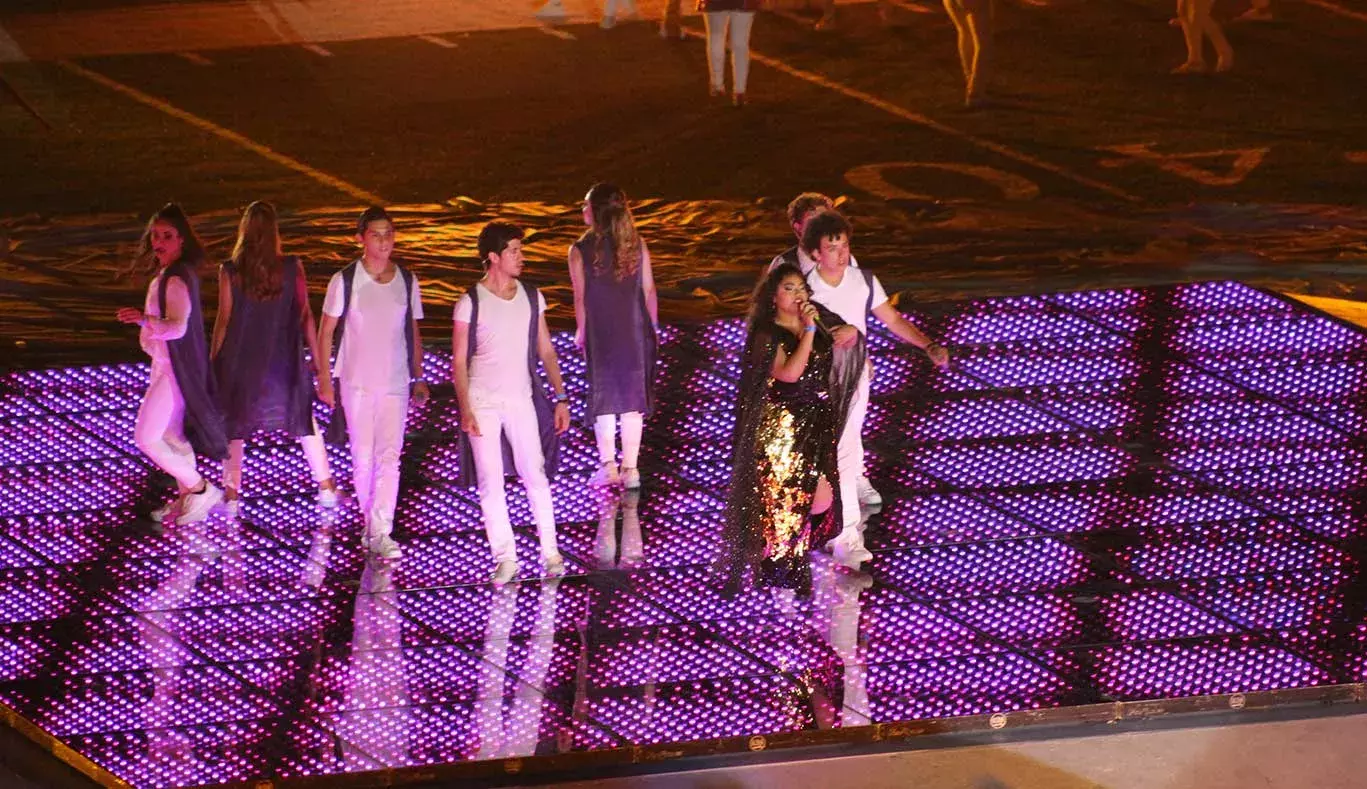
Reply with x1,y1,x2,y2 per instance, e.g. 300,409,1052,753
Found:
230,200,285,301
131,202,207,276
583,182,641,281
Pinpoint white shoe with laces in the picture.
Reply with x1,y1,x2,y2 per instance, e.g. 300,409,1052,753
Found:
535,0,568,23
316,487,339,508
589,462,620,487
367,534,403,560
856,476,883,507
176,483,223,525
491,559,519,586
826,530,873,569
150,497,180,522
544,553,566,578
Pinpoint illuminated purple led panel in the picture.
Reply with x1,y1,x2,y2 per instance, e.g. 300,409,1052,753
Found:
1172,318,1367,370
1086,638,1334,700
939,302,1106,345
2,284,1367,787
63,718,357,789
1115,534,1351,584
871,494,1042,547
1174,569,1350,632
856,602,1001,663
863,652,1078,721
391,532,574,589
937,593,1086,650
585,674,829,744
902,435,1136,491
870,396,1079,446
1234,360,1367,404
7,363,146,413
551,509,722,570
308,697,620,770
0,457,152,518
874,539,1094,600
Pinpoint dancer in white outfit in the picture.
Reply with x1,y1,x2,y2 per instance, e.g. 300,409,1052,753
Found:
454,221,573,586
317,206,430,561
800,212,950,566
117,203,226,526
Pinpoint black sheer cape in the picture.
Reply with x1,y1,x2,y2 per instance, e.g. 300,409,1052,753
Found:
714,320,867,593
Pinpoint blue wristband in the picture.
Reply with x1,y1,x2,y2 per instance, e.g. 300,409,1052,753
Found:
554,392,568,403
803,325,817,333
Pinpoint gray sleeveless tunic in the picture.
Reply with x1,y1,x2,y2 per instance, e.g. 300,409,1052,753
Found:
575,235,657,418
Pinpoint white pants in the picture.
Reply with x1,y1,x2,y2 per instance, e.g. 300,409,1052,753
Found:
134,364,204,491
342,387,409,537
469,398,559,562
223,418,332,495
837,364,871,531
703,11,755,94
594,412,643,467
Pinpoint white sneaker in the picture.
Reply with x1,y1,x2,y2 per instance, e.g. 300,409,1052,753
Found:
316,487,339,508
149,498,180,522
535,0,568,23
176,483,222,525
826,532,873,569
589,463,620,487
544,553,566,578
366,534,403,560
491,559,519,586
856,476,883,507
621,467,641,490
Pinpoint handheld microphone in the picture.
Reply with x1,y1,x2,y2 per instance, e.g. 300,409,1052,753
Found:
797,296,830,335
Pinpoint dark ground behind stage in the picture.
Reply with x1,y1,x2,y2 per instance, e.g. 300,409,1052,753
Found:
4,0,1367,370
4,2,1367,788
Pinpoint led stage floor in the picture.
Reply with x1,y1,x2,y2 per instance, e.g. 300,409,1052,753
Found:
2,280,1367,788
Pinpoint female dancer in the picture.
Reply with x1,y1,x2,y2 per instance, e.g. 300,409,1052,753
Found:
570,183,658,490
210,201,338,515
116,203,227,525
715,263,865,597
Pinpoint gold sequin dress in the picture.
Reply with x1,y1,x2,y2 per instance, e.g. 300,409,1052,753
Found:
720,326,845,596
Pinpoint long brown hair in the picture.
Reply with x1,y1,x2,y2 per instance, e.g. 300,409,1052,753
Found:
585,182,641,281
231,201,284,300
131,203,207,276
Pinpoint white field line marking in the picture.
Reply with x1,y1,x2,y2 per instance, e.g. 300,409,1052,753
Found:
1303,0,1367,23
0,22,27,63
176,51,213,65
417,34,458,48
301,42,333,56
538,25,576,40
59,60,384,204
885,0,937,14
678,26,1141,202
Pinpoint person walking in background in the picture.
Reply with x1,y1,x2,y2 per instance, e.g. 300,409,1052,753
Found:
943,0,995,107
1173,0,1233,73
699,0,759,106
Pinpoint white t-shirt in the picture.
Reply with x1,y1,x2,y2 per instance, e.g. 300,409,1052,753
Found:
767,246,860,276
323,261,424,395
453,282,547,408
806,266,888,335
